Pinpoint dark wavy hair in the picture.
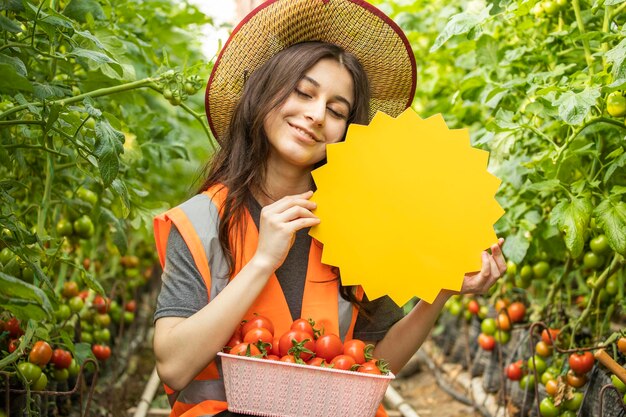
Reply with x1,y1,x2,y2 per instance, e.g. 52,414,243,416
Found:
198,42,371,308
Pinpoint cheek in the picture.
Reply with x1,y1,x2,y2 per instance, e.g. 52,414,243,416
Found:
327,121,348,144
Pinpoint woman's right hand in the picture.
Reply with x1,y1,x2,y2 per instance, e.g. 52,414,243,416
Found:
253,190,320,272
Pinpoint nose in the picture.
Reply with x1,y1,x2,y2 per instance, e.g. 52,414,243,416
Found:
304,99,325,126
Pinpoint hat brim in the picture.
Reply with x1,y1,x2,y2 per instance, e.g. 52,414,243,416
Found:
205,0,417,143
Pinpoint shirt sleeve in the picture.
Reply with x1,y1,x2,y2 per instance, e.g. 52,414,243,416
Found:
352,295,405,342
154,225,209,322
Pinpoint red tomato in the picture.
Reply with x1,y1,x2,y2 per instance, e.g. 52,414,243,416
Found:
315,334,343,362
280,355,298,363
291,318,315,338
51,349,72,369
617,337,626,354
358,360,382,375
506,360,524,381
229,343,261,357
6,318,23,338
541,328,560,346
566,369,587,388
124,300,136,313
265,354,280,361
569,352,594,374
330,354,356,370
92,295,110,314
241,315,274,337
271,337,281,356
92,344,111,361
507,302,526,323
8,339,19,353
467,299,480,315
224,329,243,352
343,339,370,364
495,313,511,331
29,341,53,366
307,357,327,367
278,330,315,361
535,341,553,358
478,333,496,351
243,327,273,345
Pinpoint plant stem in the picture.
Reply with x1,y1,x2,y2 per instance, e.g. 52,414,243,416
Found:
569,254,624,348
571,0,594,76
37,135,54,236
0,78,157,120
543,257,572,314
554,117,626,164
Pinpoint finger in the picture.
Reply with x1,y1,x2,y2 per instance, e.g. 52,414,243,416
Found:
277,205,318,223
491,244,507,274
498,237,504,247
264,195,316,214
488,254,500,279
479,251,490,278
286,217,321,232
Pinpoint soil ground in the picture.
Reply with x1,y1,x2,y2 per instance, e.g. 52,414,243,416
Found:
391,360,482,417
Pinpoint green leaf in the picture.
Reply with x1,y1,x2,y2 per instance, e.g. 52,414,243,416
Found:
430,7,491,52
94,119,125,186
0,320,34,371
0,14,22,33
554,87,601,125
0,53,27,76
73,342,94,365
45,103,63,133
594,197,626,256
0,63,32,92
549,196,592,258
99,207,127,254
605,0,625,4
111,178,130,218
69,47,118,65
0,272,53,319
63,0,106,22
604,152,626,183
79,268,105,295
606,38,626,87
33,82,68,99
476,35,500,68
502,230,530,264
526,179,561,194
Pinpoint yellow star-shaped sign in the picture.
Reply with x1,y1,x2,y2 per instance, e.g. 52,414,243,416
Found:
310,109,504,305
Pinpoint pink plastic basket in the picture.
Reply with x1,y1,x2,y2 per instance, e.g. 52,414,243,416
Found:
218,352,394,417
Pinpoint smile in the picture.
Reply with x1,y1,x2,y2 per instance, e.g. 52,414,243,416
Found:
289,123,320,142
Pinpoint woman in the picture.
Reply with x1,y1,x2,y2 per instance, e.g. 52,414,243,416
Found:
153,1,506,417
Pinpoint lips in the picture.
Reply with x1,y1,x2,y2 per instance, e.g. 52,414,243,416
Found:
289,123,320,142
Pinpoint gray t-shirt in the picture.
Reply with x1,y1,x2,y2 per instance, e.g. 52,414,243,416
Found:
155,199,404,341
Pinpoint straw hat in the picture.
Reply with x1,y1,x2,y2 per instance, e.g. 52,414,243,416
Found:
205,0,417,143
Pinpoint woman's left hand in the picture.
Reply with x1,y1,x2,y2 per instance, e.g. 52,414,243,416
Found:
460,238,507,295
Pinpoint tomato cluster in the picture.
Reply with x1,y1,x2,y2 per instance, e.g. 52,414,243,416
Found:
469,298,527,352
11,338,80,391
224,315,390,375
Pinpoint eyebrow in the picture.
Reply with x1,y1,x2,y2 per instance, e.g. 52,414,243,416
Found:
302,76,353,111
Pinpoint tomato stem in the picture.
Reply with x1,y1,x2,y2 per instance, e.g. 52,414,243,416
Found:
543,256,572,316
37,135,54,237
571,0,594,76
554,117,626,164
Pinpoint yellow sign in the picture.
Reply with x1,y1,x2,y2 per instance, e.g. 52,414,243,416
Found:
310,109,504,305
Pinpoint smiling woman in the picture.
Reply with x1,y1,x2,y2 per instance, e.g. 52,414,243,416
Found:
151,1,506,417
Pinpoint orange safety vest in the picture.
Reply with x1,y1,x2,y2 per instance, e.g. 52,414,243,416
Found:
154,185,388,417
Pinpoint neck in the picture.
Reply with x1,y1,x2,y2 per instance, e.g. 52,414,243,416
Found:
257,158,314,206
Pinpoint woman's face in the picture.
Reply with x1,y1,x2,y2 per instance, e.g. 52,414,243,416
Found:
263,58,354,170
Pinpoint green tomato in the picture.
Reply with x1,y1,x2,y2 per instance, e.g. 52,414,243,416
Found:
506,261,517,278
73,215,94,239
17,362,42,384
583,252,603,269
81,332,93,344
68,359,80,378
563,392,583,411
612,374,626,393
55,304,71,322
494,330,511,344
520,265,534,280
605,274,618,296
94,328,111,343
539,397,560,417
528,355,547,375
541,371,556,385
478,305,489,320
0,248,14,265
448,301,462,316
607,92,626,117
542,0,558,15
76,187,98,207
123,311,135,324
68,296,84,313
533,261,550,279
52,368,69,382
32,372,48,391
520,374,535,390
481,318,497,335
589,234,610,255
55,218,74,237
560,411,576,417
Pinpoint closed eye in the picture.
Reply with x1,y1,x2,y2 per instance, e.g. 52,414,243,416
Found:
328,107,347,119
295,89,312,99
